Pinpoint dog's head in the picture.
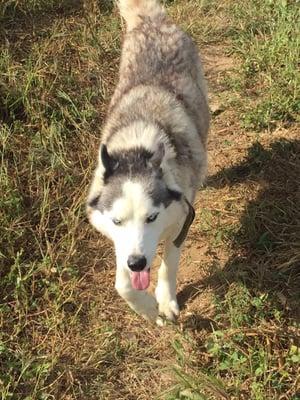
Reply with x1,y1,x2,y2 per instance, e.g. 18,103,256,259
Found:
87,143,185,290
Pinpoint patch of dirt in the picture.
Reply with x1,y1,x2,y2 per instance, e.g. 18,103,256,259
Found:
203,44,235,74
170,44,239,324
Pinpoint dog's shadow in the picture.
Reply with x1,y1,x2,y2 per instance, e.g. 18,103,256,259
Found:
178,138,300,325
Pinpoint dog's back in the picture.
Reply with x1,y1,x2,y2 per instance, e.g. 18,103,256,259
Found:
110,0,209,147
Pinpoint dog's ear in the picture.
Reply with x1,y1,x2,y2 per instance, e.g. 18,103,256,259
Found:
149,142,165,170
101,144,113,171
100,144,119,179
87,145,117,212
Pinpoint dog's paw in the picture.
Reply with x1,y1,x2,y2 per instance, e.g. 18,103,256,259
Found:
138,295,159,322
155,284,179,324
157,299,179,324
156,301,179,326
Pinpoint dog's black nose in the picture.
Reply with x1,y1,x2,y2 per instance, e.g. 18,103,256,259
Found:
127,255,147,271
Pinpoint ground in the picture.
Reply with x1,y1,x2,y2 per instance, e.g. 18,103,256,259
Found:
0,1,299,399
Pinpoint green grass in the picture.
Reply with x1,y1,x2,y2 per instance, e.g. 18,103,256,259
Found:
0,0,299,399
164,284,299,399
0,1,121,398
227,0,300,130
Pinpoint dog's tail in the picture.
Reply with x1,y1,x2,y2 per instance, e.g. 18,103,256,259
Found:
118,0,165,31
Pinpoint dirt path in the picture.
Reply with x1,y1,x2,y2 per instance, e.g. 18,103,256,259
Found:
75,31,299,397
74,42,237,398
69,25,300,396
77,43,237,397
176,45,236,319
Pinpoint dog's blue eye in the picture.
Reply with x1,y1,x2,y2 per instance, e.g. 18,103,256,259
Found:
112,218,122,226
146,213,158,223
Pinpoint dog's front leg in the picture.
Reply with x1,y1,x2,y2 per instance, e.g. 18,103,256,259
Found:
115,266,158,322
155,240,181,322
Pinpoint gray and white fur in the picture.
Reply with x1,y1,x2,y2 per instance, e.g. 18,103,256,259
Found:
87,0,210,324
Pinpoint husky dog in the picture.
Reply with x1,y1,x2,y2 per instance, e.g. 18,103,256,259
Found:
87,0,210,324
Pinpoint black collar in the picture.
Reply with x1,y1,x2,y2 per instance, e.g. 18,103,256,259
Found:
173,198,195,248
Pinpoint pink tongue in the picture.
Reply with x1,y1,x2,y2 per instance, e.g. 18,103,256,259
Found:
131,270,150,291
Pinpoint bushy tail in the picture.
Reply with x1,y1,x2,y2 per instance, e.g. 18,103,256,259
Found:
118,0,165,31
